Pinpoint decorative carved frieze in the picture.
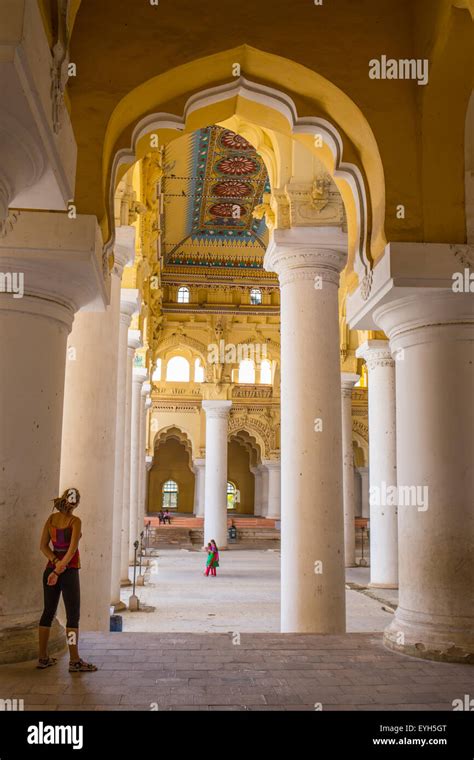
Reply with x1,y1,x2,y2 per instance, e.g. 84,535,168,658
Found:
152,402,200,413
232,385,273,399
286,179,345,228
352,418,369,443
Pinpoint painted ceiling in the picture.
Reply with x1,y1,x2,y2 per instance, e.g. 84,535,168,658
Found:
162,126,270,270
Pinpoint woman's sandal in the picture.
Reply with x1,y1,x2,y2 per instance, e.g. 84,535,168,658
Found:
69,658,98,672
36,656,58,669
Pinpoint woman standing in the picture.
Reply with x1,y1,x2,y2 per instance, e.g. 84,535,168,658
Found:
37,488,97,672
205,539,220,577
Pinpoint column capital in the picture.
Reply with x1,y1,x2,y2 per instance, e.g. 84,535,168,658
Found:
193,458,206,468
373,291,474,352
128,328,142,351
0,211,106,313
141,381,151,397
120,288,140,323
356,339,394,370
132,367,148,386
341,372,360,397
347,241,474,331
202,400,232,419
113,226,136,277
264,227,347,286
262,459,281,470
145,455,153,471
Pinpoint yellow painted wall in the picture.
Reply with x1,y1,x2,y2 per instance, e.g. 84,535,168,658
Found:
228,440,255,515
147,438,194,514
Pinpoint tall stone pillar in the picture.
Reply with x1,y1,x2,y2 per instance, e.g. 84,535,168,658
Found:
356,341,398,588
144,457,153,522
129,368,148,563
193,458,206,517
250,466,262,516
265,227,347,633
120,330,140,585
136,383,151,539
0,212,107,660
110,285,139,610
374,291,474,662
264,460,281,519
259,466,269,517
60,264,123,631
341,373,359,567
202,400,232,548
358,466,370,518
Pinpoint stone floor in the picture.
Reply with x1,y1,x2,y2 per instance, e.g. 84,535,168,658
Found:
0,549,471,712
0,632,472,711
118,548,395,633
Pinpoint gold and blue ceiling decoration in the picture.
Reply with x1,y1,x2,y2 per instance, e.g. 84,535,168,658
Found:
162,126,270,270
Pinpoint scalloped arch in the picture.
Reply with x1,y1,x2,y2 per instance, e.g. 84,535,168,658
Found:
103,46,387,281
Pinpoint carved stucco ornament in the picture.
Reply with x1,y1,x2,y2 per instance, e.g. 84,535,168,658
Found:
0,210,20,238
360,268,373,302
51,0,71,135
452,245,474,268
285,174,345,228
252,193,276,231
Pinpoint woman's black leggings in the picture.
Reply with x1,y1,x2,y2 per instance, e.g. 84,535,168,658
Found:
39,567,80,629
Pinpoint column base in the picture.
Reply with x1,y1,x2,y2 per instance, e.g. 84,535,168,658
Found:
384,608,474,664
120,579,132,587
112,601,127,612
0,614,67,665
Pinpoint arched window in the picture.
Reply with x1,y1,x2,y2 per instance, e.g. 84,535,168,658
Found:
194,358,204,383
162,480,178,509
227,481,239,510
177,286,190,303
238,359,255,383
250,288,262,305
166,356,190,382
152,358,162,382
260,359,272,384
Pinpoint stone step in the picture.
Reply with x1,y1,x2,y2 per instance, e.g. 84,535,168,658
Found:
145,515,277,529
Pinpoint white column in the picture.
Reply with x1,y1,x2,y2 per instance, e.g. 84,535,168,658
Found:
60,271,122,631
0,296,73,661
0,212,104,660
358,466,370,519
120,330,140,585
341,373,359,567
250,466,263,516
375,291,474,661
264,460,281,519
259,466,269,517
193,458,206,517
129,368,148,563
356,341,398,588
144,456,153,520
264,227,347,633
136,382,151,539
110,287,139,608
203,400,232,548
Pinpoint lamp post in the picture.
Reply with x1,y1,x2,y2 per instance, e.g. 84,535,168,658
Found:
129,540,140,611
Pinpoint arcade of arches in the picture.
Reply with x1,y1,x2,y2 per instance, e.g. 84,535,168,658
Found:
0,0,473,684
